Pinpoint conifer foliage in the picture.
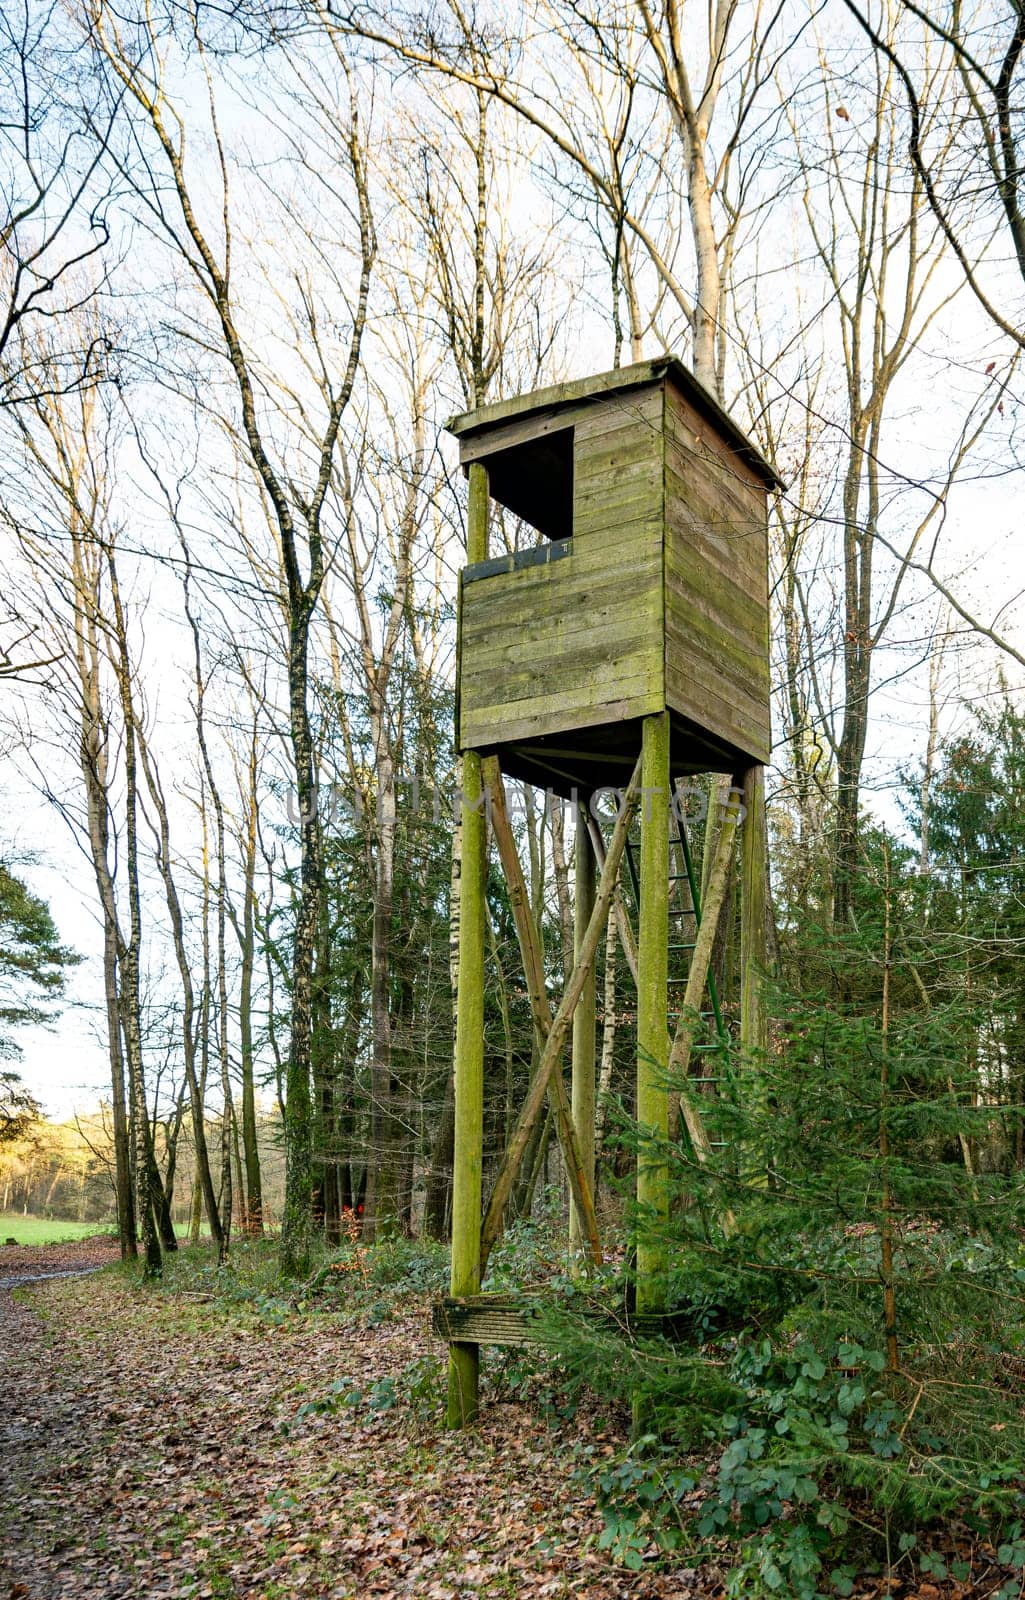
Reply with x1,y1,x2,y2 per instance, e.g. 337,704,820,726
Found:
551,811,1025,1597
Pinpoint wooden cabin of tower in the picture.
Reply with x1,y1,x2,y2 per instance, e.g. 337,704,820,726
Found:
453,356,776,790
442,357,779,1428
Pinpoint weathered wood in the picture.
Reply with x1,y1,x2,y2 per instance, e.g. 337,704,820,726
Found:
436,1294,548,1347
663,382,771,503
433,1293,669,1347
449,356,779,494
570,809,597,1265
448,461,489,1430
453,369,773,781
483,759,603,1268
665,787,740,1238
740,763,768,1062
479,755,643,1275
462,681,662,751
636,712,671,1317
458,524,663,750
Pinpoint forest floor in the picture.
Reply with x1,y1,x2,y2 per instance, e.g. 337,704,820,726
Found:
0,1235,717,1600
0,1235,1013,1600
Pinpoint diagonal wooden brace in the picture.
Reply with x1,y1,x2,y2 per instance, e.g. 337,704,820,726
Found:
667,787,741,1235
585,813,639,984
483,757,603,1269
480,755,643,1275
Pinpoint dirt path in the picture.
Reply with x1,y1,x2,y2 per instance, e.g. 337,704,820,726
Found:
0,1234,121,1282
0,1253,711,1600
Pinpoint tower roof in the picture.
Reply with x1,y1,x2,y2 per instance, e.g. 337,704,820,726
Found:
446,355,782,492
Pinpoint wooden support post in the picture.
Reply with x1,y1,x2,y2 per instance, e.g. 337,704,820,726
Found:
479,755,642,1275
483,761,603,1267
636,712,670,1317
570,805,597,1265
740,764,768,1062
448,462,488,1429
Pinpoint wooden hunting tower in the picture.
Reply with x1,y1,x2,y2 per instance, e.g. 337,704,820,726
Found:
441,358,778,1428
452,356,776,793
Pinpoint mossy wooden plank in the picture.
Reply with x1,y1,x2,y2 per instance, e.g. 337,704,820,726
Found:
664,443,767,545
663,542,768,640
665,666,769,764
461,552,660,630
462,669,663,729
457,402,593,463
433,1294,672,1347
462,686,662,749
464,613,659,674
460,576,658,643
664,596,769,758
465,662,660,719
448,358,778,486
435,1296,547,1347
449,359,670,439
575,423,663,469
664,385,770,504
664,637,768,736
665,482,767,604
664,582,768,686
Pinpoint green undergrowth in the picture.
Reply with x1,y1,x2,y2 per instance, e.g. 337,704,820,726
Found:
536,883,1025,1599
125,1232,449,1328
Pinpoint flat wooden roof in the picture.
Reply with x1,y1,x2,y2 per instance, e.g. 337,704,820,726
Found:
446,356,782,491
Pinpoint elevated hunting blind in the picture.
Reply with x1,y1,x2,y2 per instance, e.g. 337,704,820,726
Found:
440,358,779,1427
452,356,776,793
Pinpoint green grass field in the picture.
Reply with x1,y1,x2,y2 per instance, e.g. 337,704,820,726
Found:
0,1216,115,1246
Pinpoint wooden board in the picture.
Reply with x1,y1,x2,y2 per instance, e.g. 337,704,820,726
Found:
433,1294,670,1347
458,385,665,752
448,355,780,493
663,385,771,764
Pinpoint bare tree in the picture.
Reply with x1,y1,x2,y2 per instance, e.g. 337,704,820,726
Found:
85,1,375,1274
1,1,119,409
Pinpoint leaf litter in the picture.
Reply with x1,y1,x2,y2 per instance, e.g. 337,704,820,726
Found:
0,1238,709,1600
0,1237,1010,1600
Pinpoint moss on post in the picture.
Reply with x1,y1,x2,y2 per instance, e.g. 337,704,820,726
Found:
569,806,597,1266
448,462,489,1429
636,711,670,1317
740,763,768,1061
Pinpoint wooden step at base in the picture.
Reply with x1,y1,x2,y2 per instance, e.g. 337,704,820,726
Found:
433,1293,669,1347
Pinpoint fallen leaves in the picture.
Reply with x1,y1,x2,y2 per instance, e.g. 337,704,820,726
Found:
0,1245,708,1599
1,1241,1020,1600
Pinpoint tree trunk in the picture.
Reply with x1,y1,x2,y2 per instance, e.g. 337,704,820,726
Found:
363,748,398,1240
280,611,322,1278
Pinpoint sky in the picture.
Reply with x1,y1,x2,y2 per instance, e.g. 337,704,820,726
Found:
4,4,1025,1123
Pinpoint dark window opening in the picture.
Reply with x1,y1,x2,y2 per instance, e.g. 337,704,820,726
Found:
479,426,573,542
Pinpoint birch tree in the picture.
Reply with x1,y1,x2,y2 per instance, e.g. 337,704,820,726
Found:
85,1,375,1274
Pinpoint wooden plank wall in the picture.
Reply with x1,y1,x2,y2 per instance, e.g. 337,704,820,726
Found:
663,383,771,764
458,388,665,750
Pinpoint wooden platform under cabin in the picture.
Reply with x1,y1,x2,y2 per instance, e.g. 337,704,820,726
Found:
432,1293,670,1347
